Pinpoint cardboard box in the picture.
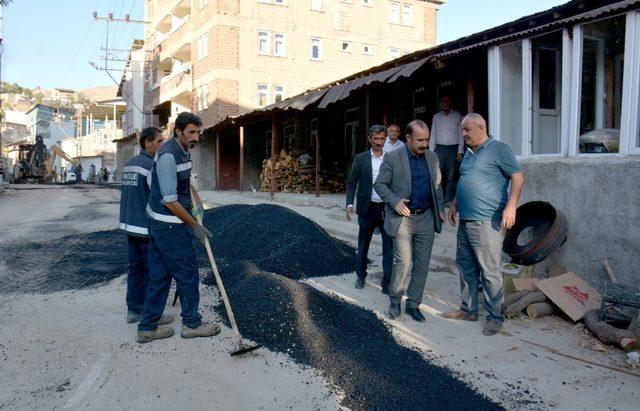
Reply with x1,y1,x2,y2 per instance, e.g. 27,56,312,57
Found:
534,273,601,321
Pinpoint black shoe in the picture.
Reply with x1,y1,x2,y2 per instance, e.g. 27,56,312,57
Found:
381,284,389,295
388,303,401,319
406,307,426,322
355,277,365,289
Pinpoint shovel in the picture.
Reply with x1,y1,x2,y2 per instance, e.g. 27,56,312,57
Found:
191,191,262,357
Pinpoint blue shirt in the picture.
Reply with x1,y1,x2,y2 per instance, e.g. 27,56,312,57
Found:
406,145,431,209
456,137,521,221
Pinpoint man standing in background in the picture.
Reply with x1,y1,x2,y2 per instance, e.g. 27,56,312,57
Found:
429,96,464,204
346,125,393,294
383,123,404,153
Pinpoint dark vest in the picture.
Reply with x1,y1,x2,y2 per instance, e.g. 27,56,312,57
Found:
118,150,153,237
146,138,192,224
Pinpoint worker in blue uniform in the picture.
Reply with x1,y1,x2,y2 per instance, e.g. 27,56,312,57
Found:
137,112,220,343
119,126,174,326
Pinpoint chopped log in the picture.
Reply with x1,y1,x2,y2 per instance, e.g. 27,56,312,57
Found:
526,302,555,319
505,291,547,318
503,290,528,308
583,309,636,349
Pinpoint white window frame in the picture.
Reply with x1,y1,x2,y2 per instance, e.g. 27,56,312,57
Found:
627,11,640,154
390,2,400,24
197,32,208,60
568,13,635,157
258,83,269,106
363,44,373,55
274,85,285,103
258,31,271,55
197,85,208,111
311,37,322,60
363,0,373,6
489,32,571,159
273,32,286,57
311,0,323,11
341,41,352,53
402,4,412,26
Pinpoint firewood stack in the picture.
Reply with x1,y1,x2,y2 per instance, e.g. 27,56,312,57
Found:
259,150,345,193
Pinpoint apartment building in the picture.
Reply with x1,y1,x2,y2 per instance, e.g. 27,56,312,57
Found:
144,0,446,129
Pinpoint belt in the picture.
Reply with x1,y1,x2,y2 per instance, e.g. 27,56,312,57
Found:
370,201,385,208
409,208,428,215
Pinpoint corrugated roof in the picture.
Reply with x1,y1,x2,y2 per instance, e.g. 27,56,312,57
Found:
317,65,404,109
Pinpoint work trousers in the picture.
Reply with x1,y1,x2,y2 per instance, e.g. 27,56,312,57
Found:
356,202,393,288
138,222,202,332
435,144,460,204
456,220,505,323
389,209,435,308
126,235,149,315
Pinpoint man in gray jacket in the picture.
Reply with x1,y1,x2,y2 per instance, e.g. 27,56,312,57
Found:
374,120,445,322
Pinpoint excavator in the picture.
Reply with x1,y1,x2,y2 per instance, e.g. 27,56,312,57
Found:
12,135,77,183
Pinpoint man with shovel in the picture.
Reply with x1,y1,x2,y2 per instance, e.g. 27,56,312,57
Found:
137,112,221,343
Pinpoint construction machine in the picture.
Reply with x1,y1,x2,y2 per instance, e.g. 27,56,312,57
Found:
12,135,77,183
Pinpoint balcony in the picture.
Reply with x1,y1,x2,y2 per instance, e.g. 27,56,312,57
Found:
159,16,192,61
171,0,191,19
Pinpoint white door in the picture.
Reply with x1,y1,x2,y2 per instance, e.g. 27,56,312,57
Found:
532,44,562,154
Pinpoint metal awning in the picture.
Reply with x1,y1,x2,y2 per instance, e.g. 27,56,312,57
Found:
264,87,329,111
317,65,404,109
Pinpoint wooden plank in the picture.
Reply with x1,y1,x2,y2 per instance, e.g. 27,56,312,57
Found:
520,339,640,378
602,259,618,284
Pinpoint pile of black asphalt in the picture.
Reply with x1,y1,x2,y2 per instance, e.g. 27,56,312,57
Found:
198,204,355,285
0,230,128,294
2,203,503,409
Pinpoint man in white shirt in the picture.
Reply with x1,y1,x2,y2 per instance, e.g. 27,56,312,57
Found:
346,125,393,293
383,123,405,153
429,96,464,204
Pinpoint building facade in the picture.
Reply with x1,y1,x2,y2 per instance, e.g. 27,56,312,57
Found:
118,40,146,139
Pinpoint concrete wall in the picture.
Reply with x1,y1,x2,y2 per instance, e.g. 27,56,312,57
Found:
192,135,217,190
519,156,640,288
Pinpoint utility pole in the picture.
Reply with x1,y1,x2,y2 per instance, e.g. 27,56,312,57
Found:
0,4,4,171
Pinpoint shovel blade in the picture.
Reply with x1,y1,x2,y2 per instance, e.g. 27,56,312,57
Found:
230,343,262,357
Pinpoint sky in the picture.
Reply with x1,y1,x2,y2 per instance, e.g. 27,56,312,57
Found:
1,0,568,91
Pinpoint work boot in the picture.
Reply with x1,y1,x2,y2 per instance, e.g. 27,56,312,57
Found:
406,307,426,323
388,303,401,320
482,320,503,336
127,312,175,325
136,326,175,343
181,323,221,339
355,277,365,289
440,309,478,321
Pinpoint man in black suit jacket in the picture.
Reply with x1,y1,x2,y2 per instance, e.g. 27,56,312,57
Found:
346,125,393,293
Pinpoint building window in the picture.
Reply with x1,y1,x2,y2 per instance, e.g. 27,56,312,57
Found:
258,83,269,106
390,48,401,59
275,0,284,4
258,31,270,54
341,41,351,52
578,15,626,154
274,33,286,56
197,85,208,111
311,37,322,60
402,4,412,26
274,85,285,103
199,0,208,8
311,0,322,11
363,44,372,55
197,32,208,60
363,0,372,6
390,2,400,24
